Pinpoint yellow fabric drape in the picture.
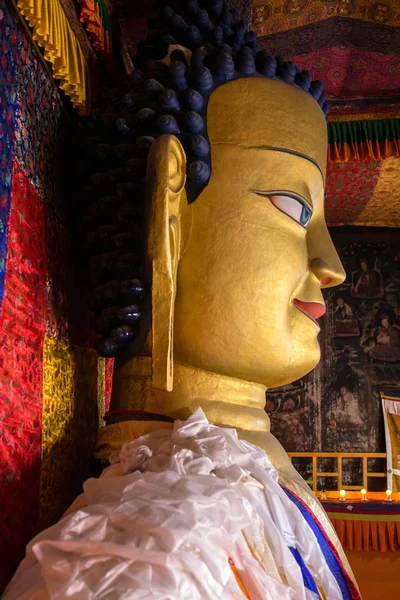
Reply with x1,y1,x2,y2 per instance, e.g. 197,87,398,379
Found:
328,139,400,163
16,0,89,114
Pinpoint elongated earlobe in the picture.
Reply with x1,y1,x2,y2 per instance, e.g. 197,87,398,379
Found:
147,135,187,391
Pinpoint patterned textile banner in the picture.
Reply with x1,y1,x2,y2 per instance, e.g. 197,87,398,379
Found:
0,0,62,311
253,0,400,37
381,393,400,493
0,3,112,591
325,157,400,228
0,159,47,591
0,159,114,592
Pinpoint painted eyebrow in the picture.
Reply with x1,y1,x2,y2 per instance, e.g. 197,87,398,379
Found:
248,145,324,181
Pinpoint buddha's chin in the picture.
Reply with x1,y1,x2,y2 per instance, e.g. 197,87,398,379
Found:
261,340,321,389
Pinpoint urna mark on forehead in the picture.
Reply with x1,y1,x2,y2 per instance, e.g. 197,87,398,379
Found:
206,78,328,181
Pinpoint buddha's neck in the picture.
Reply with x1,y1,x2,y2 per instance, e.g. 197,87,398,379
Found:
110,357,270,437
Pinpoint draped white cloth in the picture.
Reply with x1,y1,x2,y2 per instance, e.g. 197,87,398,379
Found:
3,410,343,599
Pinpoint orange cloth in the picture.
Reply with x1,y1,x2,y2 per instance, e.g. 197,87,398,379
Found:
345,550,400,600
228,557,251,600
328,139,400,163
78,0,111,54
330,519,400,552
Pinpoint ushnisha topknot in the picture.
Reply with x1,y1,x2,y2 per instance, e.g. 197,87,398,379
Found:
80,0,330,357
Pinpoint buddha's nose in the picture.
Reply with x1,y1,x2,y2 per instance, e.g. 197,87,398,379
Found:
310,257,346,288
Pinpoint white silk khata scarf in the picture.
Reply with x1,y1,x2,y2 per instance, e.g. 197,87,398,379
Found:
3,409,360,600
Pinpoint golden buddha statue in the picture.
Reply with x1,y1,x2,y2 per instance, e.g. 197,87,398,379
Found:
4,2,362,599
109,74,344,488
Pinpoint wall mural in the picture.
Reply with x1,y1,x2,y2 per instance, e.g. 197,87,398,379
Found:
266,228,400,487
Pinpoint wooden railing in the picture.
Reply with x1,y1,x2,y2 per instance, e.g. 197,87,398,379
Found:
287,452,387,491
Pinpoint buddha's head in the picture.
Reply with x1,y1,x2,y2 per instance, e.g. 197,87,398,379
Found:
90,1,345,392
157,77,345,389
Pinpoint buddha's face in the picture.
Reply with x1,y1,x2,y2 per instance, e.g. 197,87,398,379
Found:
173,78,345,387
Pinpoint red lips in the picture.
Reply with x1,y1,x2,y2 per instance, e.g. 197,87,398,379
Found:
293,298,326,325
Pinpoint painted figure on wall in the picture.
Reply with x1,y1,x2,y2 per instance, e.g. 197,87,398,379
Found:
351,258,383,299
324,383,367,452
369,311,400,363
335,296,353,320
335,386,363,428
334,296,360,337
266,385,315,452
4,1,361,599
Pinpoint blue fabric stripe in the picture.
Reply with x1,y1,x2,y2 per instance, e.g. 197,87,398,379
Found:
283,487,354,600
289,546,321,598
0,0,18,309
0,90,14,309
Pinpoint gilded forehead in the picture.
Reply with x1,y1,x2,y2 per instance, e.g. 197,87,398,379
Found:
206,78,328,181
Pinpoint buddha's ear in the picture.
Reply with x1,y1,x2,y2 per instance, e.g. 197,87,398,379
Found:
146,135,187,392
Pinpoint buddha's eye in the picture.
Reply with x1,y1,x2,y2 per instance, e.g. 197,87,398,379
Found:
269,195,312,228
255,192,312,228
